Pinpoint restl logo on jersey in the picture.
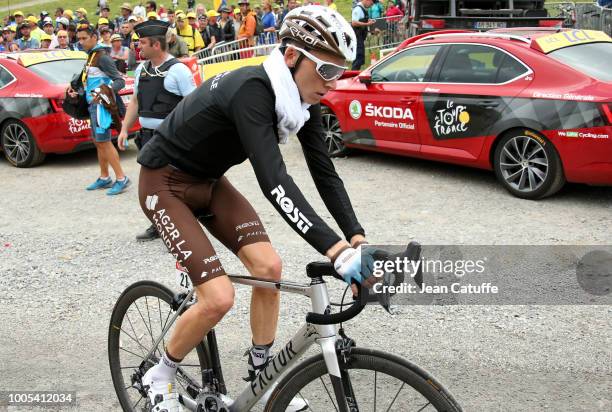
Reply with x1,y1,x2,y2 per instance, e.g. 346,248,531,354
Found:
349,100,362,119
270,185,313,234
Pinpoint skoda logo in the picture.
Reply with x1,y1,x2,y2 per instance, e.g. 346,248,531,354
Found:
349,100,362,119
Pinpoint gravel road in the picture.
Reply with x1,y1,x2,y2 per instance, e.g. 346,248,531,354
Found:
1,141,610,411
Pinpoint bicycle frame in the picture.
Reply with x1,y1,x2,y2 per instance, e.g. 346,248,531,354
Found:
146,274,347,412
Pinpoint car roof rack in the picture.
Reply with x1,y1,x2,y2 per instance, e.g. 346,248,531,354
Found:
415,32,531,44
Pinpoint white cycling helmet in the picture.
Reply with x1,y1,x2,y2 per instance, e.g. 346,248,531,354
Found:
279,5,357,61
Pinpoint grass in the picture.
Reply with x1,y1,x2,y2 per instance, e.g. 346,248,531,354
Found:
0,0,356,21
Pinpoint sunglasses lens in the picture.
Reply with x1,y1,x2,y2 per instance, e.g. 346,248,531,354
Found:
318,64,345,81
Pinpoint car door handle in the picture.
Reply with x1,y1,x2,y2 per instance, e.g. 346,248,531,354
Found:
400,97,416,104
477,100,499,108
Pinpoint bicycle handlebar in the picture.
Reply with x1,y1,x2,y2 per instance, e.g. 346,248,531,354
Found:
305,242,421,325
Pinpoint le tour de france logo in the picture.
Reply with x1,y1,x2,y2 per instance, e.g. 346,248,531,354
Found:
349,100,362,120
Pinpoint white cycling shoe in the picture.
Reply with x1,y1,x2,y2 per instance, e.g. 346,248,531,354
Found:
142,365,184,412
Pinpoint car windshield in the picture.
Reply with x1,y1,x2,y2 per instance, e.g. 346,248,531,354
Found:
549,42,612,82
26,59,86,84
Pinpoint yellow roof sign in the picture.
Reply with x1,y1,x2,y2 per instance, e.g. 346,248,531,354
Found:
534,30,612,53
18,50,87,67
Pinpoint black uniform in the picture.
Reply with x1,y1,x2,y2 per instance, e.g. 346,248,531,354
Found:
138,65,364,256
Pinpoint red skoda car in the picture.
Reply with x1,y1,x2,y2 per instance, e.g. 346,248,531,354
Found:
322,29,612,199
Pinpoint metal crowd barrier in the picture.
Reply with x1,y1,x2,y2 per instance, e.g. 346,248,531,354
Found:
365,16,409,59
574,2,612,35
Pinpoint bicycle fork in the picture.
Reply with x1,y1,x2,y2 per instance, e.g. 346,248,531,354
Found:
310,282,359,412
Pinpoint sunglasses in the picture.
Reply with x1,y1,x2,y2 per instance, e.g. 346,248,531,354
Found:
290,45,346,81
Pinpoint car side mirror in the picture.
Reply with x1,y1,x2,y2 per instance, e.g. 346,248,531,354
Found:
358,73,372,85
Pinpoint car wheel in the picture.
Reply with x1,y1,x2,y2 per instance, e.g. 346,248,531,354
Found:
1,120,46,167
321,106,349,157
493,130,565,199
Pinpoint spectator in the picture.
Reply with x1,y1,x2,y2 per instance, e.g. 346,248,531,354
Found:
16,23,40,50
63,10,76,25
54,8,64,27
39,11,51,29
187,12,200,30
386,0,404,20
280,0,297,23
326,0,337,10
167,9,176,26
117,3,134,28
254,5,264,18
120,23,133,47
351,0,375,70
57,17,70,31
40,34,52,49
147,12,160,20
176,13,204,53
146,1,158,12
54,30,71,49
188,0,196,9
196,4,207,17
167,27,189,57
1,27,16,51
262,2,276,32
219,6,236,42
233,8,242,34
199,15,210,44
99,6,115,32
273,4,283,29
238,0,257,47
13,11,25,38
42,18,58,48
76,8,88,21
206,10,222,48
110,33,130,72
67,23,130,195
369,0,384,19
134,3,147,18
100,26,113,46
27,16,45,42
97,18,110,31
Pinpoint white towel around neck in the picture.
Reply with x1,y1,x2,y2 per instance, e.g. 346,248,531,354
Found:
263,47,311,144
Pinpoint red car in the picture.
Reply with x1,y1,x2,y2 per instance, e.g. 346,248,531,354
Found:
0,50,139,167
322,28,612,199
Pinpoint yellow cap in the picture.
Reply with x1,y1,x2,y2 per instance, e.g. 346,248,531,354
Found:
207,10,220,18
77,8,88,15
176,13,186,20
234,8,241,14
27,16,39,24
64,10,74,18
186,12,197,19
14,11,24,17
147,11,159,19
98,18,109,25
175,9,184,15
41,33,52,41
132,32,140,40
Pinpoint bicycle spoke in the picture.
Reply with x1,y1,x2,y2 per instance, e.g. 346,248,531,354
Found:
132,394,144,410
416,402,432,412
121,365,143,370
119,324,152,357
158,298,166,350
384,382,405,412
145,296,155,348
298,391,315,412
319,377,338,411
134,300,160,357
374,370,377,412
121,346,148,359
126,313,147,357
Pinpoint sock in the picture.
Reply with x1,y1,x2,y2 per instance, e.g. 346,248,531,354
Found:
154,350,181,382
116,177,126,182
249,340,274,369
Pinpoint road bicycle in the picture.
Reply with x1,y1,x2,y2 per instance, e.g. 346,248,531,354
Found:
108,243,463,411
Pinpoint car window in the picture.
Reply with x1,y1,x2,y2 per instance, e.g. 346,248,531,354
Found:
26,59,86,84
437,44,528,84
371,45,442,83
549,42,612,82
0,65,15,89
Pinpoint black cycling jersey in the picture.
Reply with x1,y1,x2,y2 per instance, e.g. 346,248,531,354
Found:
137,65,364,254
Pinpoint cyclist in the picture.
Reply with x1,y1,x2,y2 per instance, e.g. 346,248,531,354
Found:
138,5,376,411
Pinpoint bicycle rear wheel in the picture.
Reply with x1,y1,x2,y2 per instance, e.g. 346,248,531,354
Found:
108,280,209,411
266,348,462,412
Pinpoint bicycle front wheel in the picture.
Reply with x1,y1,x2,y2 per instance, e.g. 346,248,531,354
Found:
108,280,209,411
266,347,462,412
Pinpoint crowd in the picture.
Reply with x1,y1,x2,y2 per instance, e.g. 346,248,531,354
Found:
1,0,408,71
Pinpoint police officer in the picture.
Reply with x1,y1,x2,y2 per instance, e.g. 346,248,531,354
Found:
118,20,196,241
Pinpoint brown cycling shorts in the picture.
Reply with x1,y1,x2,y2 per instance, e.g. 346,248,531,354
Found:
138,165,270,286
